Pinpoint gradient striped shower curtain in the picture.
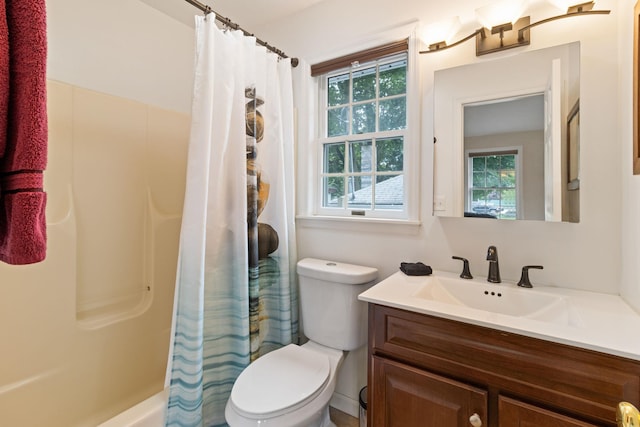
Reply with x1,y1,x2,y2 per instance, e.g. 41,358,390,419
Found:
164,15,298,427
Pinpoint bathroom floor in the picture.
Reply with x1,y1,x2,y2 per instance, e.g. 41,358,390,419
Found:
330,407,360,427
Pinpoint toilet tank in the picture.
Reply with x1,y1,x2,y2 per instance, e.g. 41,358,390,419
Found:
296,258,378,351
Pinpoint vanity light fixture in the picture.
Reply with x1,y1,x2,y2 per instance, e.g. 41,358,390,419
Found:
419,1,610,56
476,0,531,56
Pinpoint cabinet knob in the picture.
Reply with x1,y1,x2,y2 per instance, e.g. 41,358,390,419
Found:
617,402,640,427
469,413,482,427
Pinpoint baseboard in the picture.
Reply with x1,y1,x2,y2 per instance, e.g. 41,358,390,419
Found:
330,392,360,418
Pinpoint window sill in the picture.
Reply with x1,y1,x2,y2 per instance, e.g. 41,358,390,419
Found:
296,214,421,232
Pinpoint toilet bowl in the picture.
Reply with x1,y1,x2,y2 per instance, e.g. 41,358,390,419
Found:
224,258,378,427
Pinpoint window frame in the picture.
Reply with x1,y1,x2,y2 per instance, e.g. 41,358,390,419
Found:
312,37,419,221
465,146,524,220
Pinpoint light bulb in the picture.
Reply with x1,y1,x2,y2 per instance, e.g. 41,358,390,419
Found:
476,0,529,29
421,17,462,47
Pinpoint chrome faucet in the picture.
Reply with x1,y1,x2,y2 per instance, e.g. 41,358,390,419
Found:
486,246,501,283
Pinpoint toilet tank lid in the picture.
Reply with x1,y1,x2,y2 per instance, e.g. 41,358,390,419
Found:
297,258,378,285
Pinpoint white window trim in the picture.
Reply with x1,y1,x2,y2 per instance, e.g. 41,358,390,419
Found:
308,32,420,223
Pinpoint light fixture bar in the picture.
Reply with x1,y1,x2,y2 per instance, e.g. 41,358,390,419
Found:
517,8,611,42
419,1,611,57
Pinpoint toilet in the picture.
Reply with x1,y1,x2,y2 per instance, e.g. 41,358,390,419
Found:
225,257,378,427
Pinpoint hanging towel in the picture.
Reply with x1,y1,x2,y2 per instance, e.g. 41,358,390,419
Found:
0,1,8,157
0,0,48,265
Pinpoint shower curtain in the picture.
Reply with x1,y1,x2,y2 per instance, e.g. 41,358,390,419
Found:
165,15,298,427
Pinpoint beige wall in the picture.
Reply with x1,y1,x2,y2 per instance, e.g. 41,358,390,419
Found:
0,81,189,426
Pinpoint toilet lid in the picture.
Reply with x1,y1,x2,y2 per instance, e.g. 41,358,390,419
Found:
230,344,330,417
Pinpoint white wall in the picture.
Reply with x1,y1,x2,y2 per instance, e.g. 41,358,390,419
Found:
260,0,623,292
619,0,640,312
253,0,626,416
47,0,194,113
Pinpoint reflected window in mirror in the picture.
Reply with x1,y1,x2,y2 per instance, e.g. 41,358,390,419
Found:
466,150,519,220
463,95,543,221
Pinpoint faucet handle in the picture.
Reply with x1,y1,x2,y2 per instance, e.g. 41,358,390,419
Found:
452,256,473,279
517,265,543,288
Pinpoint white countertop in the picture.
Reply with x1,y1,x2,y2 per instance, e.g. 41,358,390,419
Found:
358,270,640,361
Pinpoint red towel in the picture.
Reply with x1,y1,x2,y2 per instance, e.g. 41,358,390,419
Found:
0,0,48,265
0,1,8,157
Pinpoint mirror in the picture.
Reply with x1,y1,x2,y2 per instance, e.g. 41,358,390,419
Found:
433,42,580,222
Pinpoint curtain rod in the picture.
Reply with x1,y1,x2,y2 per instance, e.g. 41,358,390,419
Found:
184,0,299,67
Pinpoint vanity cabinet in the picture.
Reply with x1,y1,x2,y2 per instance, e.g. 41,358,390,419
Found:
372,356,487,426
367,304,640,427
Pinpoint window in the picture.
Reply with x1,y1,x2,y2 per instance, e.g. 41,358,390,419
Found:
466,150,519,220
317,52,410,219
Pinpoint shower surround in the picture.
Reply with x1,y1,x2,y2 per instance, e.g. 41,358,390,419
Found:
0,80,189,426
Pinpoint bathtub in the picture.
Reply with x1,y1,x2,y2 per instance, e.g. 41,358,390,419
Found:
98,389,168,427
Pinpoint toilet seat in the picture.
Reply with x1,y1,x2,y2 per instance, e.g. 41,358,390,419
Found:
229,344,331,419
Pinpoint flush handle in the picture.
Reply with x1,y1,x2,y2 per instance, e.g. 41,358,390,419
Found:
469,413,482,427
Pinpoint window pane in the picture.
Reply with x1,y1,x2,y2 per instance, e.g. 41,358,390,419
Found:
352,67,376,102
472,157,486,172
323,176,344,207
501,170,516,187
472,171,485,187
352,102,376,134
347,176,372,210
376,138,403,171
328,73,349,106
468,152,518,219
499,188,517,219
486,171,500,187
375,174,403,210
349,140,373,173
486,155,500,170
379,97,406,131
501,154,515,169
472,189,488,205
379,59,406,97
328,107,349,137
323,143,345,173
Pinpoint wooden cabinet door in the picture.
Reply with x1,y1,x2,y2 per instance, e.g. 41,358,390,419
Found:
499,396,600,427
371,356,487,427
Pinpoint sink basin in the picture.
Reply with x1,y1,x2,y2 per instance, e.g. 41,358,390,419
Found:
412,275,574,324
